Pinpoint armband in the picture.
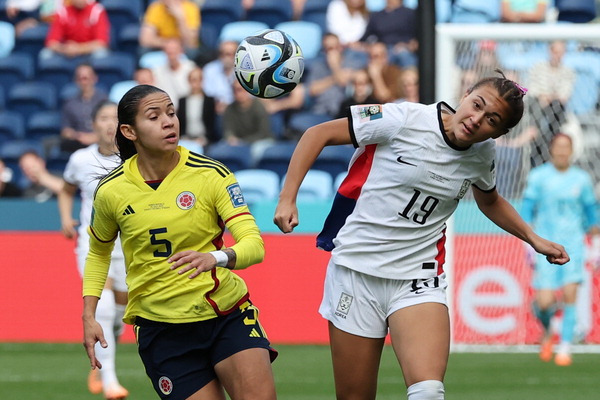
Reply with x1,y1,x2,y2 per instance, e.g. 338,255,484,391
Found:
209,250,230,268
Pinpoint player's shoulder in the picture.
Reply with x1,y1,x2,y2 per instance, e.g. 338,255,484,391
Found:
184,150,233,179
93,164,127,199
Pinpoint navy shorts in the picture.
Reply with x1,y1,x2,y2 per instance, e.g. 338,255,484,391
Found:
134,301,277,399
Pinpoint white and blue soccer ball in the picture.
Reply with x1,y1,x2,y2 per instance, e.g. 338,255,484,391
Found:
234,29,304,99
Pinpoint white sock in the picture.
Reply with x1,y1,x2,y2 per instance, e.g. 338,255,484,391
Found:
95,289,119,389
407,380,445,400
114,303,126,339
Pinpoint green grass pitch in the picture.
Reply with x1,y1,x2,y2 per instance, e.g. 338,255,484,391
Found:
1,343,598,399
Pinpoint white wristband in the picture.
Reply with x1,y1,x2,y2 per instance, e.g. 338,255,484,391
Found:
209,250,229,268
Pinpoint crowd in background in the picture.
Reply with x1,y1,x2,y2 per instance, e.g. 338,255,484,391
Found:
0,0,599,201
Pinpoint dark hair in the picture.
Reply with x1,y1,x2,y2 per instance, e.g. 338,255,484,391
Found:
467,69,525,130
91,100,117,122
115,85,167,162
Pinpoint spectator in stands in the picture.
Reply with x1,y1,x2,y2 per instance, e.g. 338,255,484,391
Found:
223,80,275,163
527,40,576,165
261,84,307,140
151,38,196,109
203,40,238,114
359,0,418,67
336,69,377,118
60,63,108,153
366,42,403,103
397,66,419,103
41,0,110,62
177,67,218,152
326,0,369,47
242,0,307,20
501,0,548,23
18,150,63,202
306,33,362,118
0,158,23,197
0,0,45,36
139,0,200,57
109,67,155,103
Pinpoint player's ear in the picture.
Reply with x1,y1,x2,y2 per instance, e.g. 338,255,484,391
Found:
120,124,137,141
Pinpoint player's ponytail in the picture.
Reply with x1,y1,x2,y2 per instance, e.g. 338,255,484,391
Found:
468,69,526,130
116,84,168,162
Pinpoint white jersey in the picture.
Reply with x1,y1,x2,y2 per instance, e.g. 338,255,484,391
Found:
317,102,496,279
63,144,123,259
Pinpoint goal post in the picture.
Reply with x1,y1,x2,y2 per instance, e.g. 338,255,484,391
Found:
436,23,600,349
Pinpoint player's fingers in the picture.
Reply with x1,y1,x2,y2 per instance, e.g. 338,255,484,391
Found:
168,250,193,263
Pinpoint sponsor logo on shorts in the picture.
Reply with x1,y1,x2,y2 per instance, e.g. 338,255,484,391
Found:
176,191,196,210
335,292,353,318
158,376,173,395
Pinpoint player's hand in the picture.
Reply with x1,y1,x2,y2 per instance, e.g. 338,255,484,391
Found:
273,201,299,233
531,237,570,265
61,218,78,239
83,317,106,370
169,251,216,279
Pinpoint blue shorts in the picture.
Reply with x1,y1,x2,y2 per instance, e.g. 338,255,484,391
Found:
134,301,277,400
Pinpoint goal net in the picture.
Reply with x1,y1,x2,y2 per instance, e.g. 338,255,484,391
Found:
437,23,600,348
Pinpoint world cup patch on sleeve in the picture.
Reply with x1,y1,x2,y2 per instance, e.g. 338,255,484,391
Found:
227,183,246,207
357,104,383,122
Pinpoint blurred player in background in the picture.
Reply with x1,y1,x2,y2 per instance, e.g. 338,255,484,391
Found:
82,85,277,400
57,100,129,399
521,132,600,366
274,71,569,400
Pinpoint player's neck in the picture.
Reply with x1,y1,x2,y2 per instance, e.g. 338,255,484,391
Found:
136,150,180,181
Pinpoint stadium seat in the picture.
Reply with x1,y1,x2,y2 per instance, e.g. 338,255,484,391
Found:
246,0,294,29
102,0,142,38
15,24,49,64
219,21,270,43
366,0,385,12
287,111,331,136
274,21,322,59
450,0,501,23
255,141,297,178
312,145,354,180
0,21,15,57
555,0,597,23
117,23,141,55
26,111,62,141
334,171,347,190
7,82,57,119
139,51,169,69
300,0,330,32
0,52,35,92
45,151,71,175
234,168,281,204
109,80,137,103
0,138,45,188
201,0,244,38
0,86,4,110
200,24,219,52
205,142,253,171
36,55,78,94
0,111,25,145
90,52,136,89
283,169,333,202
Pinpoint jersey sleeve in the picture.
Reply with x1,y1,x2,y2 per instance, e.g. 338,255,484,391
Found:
348,103,407,147
472,141,497,192
62,153,79,185
83,188,119,297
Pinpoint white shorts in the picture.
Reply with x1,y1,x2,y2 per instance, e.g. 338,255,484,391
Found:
77,250,128,293
319,260,448,338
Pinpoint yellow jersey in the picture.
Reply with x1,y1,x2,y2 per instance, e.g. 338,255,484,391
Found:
83,147,264,324
143,1,200,39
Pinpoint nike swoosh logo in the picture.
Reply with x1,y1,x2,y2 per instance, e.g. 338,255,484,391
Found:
397,156,417,166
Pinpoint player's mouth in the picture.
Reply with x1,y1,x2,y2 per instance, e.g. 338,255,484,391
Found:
462,122,474,135
165,132,178,144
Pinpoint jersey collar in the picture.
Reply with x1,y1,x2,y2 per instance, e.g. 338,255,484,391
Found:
437,101,471,151
124,146,189,191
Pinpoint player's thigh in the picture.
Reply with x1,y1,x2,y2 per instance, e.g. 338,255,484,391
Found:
388,302,450,387
214,348,276,400
328,322,385,400
186,379,226,400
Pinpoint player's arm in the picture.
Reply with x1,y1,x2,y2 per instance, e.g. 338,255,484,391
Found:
57,180,78,238
472,186,569,265
274,118,352,233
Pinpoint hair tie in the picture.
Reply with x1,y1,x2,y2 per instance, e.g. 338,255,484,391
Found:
513,82,528,95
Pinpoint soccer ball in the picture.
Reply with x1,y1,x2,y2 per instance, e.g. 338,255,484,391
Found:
234,29,304,99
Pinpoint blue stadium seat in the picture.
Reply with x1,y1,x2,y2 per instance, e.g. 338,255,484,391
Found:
201,0,244,38
7,82,57,119
219,21,270,43
200,24,219,52
0,52,35,92
117,23,141,55
26,111,62,141
312,145,354,180
450,0,501,23
287,111,331,136
0,111,25,144
109,80,137,103
246,0,294,28
255,141,297,178
205,142,253,171
36,56,78,94
15,24,49,64
0,86,4,110
138,51,168,68
366,0,385,12
0,21,15,57
283,169,333,202
301,0,330,32
274,21,322,59
91,52,136,89
234,168,281,204
0,139,45,188
555,0,597,23
46,151,71,175
102,0,142,38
